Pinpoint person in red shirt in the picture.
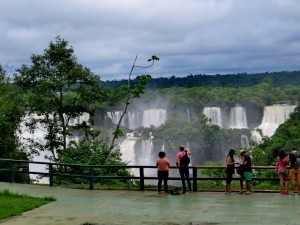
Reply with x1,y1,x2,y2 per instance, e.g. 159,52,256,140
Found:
156,151,170,193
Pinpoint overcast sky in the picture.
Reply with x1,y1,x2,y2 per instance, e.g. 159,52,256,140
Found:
1,0,300,81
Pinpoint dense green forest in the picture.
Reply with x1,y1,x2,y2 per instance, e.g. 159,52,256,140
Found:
102,71,300,89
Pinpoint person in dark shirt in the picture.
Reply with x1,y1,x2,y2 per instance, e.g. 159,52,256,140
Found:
240,150,252,195
288,147,300,194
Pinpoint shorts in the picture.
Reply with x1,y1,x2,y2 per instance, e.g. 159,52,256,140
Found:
289,168,300,182
278,168,288,177
243,172,252,181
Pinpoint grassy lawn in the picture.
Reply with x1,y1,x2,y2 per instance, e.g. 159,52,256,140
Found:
0,189,55,220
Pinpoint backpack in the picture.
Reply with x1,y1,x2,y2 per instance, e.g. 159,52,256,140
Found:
180,150,190,166
295,154,300,168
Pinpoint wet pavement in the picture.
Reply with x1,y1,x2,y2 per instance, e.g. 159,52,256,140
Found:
0,182,300,225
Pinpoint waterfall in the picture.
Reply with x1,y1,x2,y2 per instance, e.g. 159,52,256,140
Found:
107,111,125,126
229,106,248,129
119,134,138,165
203,107,222,127
127,111,140,129
18,113,52,184
241,135,250,148
18,112,90,183
258,104,297,137
142,109,167,128
187,108,190,123
119,135,155,178
251,130,262,143
161,143,165,152
137,139,154,166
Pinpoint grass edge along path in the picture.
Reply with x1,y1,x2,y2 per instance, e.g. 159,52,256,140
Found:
0,189,55,220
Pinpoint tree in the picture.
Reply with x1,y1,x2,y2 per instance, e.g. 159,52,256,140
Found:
0,65,25,159
14,36,107,161
106,55,159,161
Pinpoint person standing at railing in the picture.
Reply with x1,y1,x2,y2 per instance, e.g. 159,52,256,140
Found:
288,147,300,195
156,151,170,194
240,150,252,195
176,145,191,194
225,149,239,194
276,149,290,195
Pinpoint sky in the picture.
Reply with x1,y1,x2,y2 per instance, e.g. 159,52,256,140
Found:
1,0,300,81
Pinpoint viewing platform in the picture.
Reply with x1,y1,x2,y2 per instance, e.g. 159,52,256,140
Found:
1,182,300,225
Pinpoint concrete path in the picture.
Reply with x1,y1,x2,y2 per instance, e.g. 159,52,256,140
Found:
0,182,300,225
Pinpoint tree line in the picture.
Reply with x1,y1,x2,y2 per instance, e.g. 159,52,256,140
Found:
102,71,300,89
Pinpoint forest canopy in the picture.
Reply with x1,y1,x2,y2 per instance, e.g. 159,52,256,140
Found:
102,71,300,89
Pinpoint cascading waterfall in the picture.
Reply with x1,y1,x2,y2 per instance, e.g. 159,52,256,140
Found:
18,112,90,184
161,143,165,152
241,135,250,149
107,111,126,127
258,104,297,137
229,106,248,129
251,130,262,143
187,108,190,123
203,107,222,127
119,136,155,178
119,133,138,165
142,109,167,128
127,111,140,129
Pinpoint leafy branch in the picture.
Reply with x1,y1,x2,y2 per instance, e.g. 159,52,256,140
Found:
106,55,159,162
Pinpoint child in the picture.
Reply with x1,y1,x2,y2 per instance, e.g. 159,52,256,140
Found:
156,151,170,193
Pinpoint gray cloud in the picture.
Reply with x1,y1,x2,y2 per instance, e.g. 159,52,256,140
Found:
1,0,300,80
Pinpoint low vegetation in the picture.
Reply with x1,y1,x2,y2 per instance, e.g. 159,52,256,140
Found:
0,189,55,220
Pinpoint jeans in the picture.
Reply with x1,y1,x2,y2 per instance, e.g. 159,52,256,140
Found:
179,166,191,192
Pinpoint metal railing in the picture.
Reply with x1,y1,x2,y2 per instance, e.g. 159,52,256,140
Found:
0,159,277,191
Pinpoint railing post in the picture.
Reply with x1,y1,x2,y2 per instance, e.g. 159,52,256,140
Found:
89,166,94,190
49,164,53,187
8,161,14,183
139,167,145,191
193,167,197,192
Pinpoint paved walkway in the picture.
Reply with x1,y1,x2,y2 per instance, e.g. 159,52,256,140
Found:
1,182,300,225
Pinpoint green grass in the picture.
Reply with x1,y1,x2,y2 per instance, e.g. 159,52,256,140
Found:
0,189,55,220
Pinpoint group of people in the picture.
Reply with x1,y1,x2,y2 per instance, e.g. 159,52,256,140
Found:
225,149,252,195
225,147,300,195
156,144,300,195
275,147,300,195
156,145,191,194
